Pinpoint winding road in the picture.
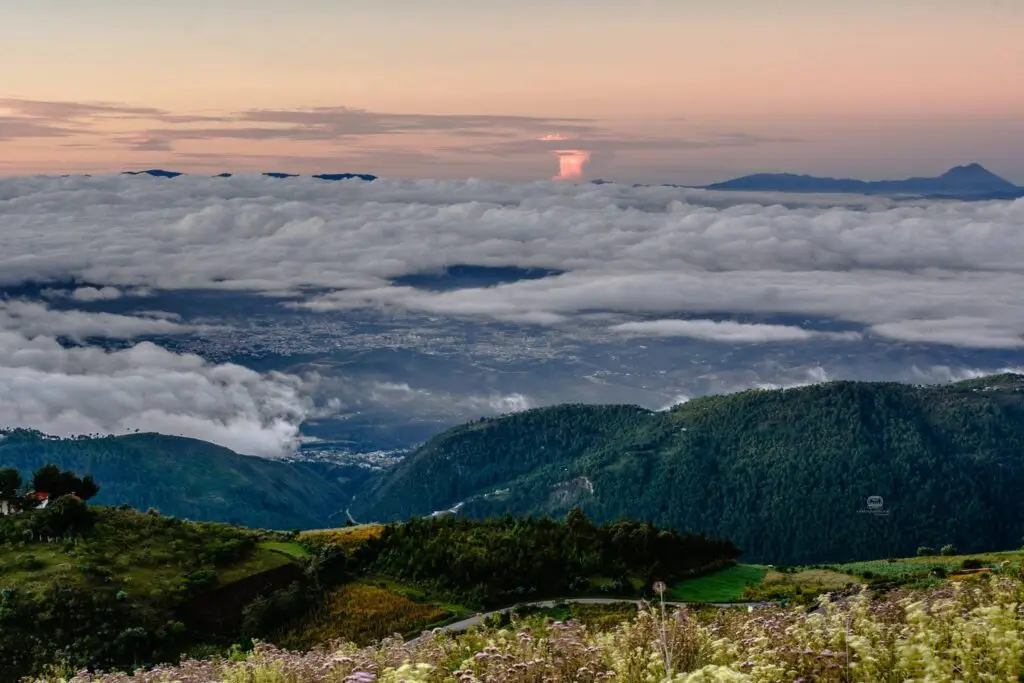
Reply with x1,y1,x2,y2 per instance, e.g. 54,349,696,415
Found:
410,597,773,643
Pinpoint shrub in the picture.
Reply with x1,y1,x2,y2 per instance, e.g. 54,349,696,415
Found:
17,554,44,571
916,546,936,556
36,576,1024,683
183,569,219,594
939,544,957,556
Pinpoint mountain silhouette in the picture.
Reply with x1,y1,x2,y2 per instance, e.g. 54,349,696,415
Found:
705,163,1022,199
119,170,378,181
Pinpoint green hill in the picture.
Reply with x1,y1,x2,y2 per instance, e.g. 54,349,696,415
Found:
0,431,350,530
352,374,1024,565
0,505,311,680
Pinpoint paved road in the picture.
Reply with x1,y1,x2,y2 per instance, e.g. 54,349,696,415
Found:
410,597,773,642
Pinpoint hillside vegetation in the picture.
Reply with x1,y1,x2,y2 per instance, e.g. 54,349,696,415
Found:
42,568,1024,683
349,510,739,608
1,455,741,681
353,374,1024,564
0,430,350,529
0,502,310,681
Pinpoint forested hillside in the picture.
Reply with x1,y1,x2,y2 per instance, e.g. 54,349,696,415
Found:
0,431,350,529
353,510,739,607
353,374,1024,564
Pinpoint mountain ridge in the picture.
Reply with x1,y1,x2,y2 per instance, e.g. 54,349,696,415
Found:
0,429,357,529
351,373,1024,564
702,162,1023,198
119,169,378,181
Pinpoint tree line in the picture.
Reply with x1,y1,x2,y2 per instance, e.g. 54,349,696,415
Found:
345,508,740,607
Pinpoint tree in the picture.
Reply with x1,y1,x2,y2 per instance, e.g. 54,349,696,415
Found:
37,495,93,537
77,475,100,501
32,464,64,497
31,464,100,501
0,468,21,504
940,544,958,556
916,546,935,557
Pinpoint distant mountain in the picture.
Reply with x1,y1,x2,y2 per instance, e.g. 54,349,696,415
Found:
0,430,357,529
352,374,1024,564
704,163,1023,199
121,169,378,181
122,169,183,178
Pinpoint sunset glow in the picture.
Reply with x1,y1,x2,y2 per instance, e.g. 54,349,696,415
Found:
1,1,1022,183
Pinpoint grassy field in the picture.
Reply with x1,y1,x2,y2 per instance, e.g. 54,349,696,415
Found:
824,549,1024,580
663,548,1024,605
217,546,295,584
258,540,310,560
668,564,768,602
0,508,302,595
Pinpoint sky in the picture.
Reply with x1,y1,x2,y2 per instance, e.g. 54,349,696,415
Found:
2,0,1024,183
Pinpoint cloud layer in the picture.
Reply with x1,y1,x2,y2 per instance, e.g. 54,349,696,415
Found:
0,330,312,457
1,174,1023,454
2,174,1023,350
0,297,311,457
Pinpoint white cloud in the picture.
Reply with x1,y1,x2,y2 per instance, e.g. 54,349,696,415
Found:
610,319,861,343
0,299,303,457
870,317,1024,349
2,175,1022,352
1,174,1024,453
0,330,312,457
0,300,192,340
308,380,534,420
71,285,123,301
366,381,534,416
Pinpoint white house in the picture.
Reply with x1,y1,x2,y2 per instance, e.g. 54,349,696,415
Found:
0,492,49,516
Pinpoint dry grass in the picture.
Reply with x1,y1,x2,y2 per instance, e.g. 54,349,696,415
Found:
763,568,855,588
277,583,450,649
299,524,385,553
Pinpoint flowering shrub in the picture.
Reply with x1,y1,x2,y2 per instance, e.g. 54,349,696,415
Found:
35,576,1024,683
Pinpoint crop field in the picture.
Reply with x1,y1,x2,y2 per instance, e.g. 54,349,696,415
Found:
824,549,1024,580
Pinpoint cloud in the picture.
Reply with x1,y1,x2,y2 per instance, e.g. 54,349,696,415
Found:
1,97,597,154
0,97,224,143
552,150,591,181
0,300,193,341
465,131,797,157
129,106,599,150
0,330,311,457
870,317,1024,349
0,115,80,141
70,286,123,301
0,300,303,456
2,174,1024,354
354,381,533,417
610,319,862,343
0,98,168,122
3,173,1024,452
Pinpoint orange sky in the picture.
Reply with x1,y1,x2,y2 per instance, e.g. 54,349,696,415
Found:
2,0,1022,183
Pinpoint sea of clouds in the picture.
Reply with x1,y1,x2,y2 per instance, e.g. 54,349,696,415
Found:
2,173,1023,455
